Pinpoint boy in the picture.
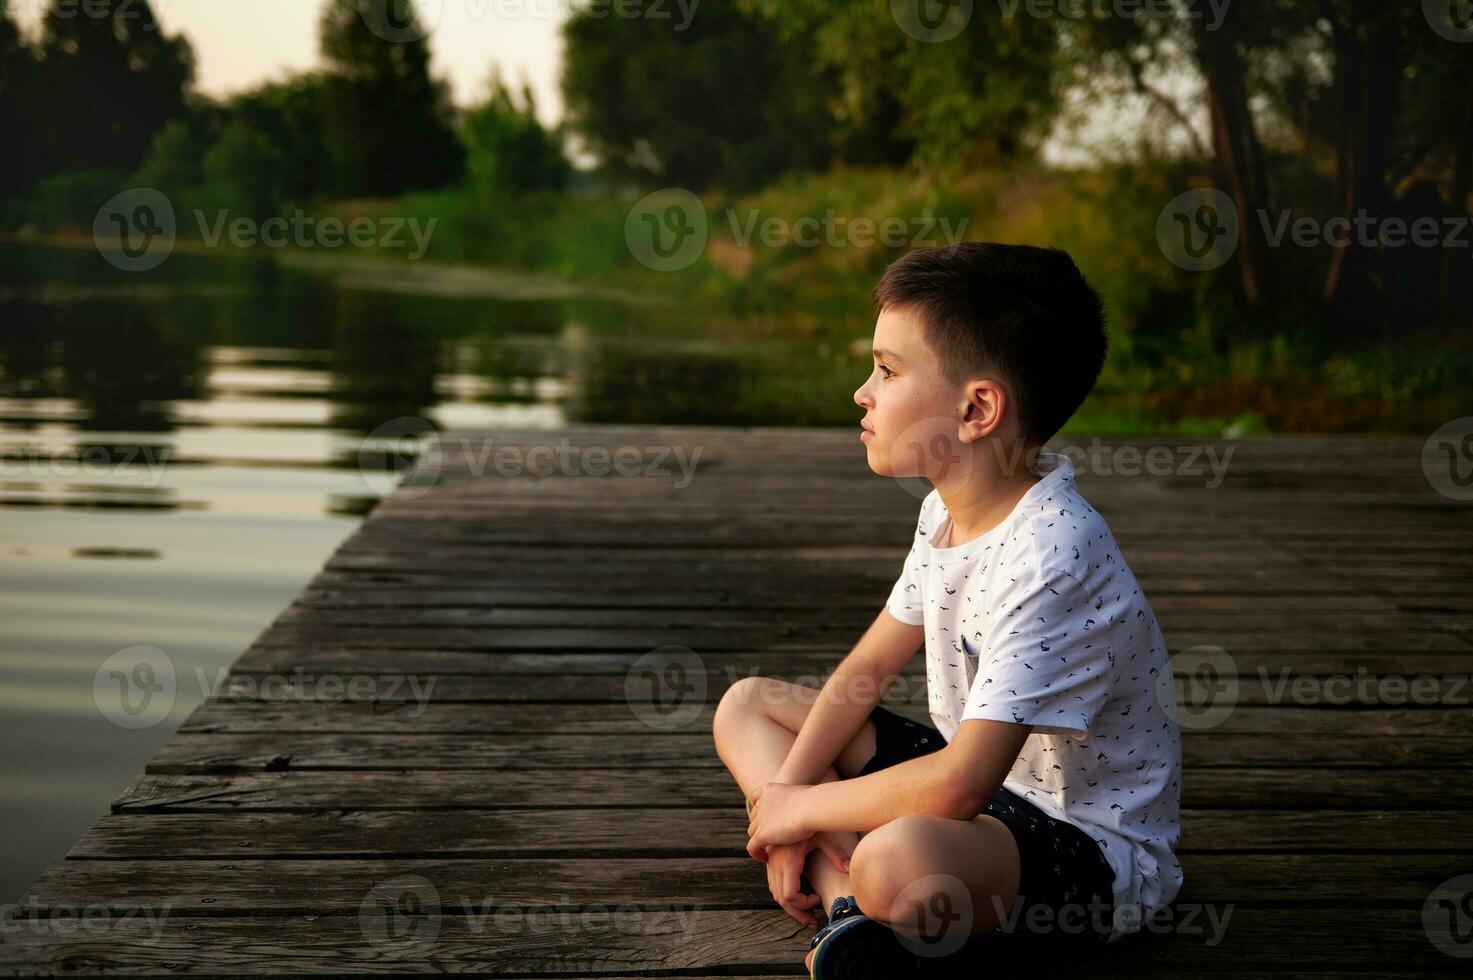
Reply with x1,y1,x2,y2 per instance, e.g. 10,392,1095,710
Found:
712,243,1183,978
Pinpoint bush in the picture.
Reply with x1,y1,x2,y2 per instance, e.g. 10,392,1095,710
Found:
18,169,130,230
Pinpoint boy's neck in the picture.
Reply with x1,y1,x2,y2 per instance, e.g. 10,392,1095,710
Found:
934,449,1045,549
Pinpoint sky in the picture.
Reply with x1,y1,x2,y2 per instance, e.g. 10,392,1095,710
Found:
14,0,570,126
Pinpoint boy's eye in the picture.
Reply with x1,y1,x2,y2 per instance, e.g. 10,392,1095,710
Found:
878,364,895,379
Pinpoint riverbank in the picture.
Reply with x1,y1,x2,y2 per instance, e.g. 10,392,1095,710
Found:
9,157,1471,436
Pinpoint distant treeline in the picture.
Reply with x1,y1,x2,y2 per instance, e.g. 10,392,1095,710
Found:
0,0,566,224
1,0,1471,341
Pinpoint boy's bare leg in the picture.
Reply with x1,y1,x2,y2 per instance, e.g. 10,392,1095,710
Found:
712,677,876,918
715,678,1026,965
715,710,860,972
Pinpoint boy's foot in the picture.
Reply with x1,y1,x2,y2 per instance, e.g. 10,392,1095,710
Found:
806,896,917,979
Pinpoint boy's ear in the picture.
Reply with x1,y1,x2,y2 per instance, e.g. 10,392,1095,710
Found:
957,378,1008,444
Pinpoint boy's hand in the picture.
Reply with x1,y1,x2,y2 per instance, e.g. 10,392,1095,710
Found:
746,781,813,859
765,834,852,929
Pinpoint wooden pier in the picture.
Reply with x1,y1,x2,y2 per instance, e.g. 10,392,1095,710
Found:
3,426,1471,976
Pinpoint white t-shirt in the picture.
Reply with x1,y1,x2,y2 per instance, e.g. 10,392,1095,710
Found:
885,451,1183,938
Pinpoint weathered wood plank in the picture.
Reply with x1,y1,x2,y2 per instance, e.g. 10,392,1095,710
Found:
110,768,1473,813
251,624,1473,652
204,660,1473,707
342,513,1469,536
0,909,1456,976
302,568,1473,596
228,646,1473,678
271,605,1451,634
381,487,1469,509
17,854,1468,913
143,732,1473,773
319,548,1468,572
67,809,1473,860
291,586,1407,611
178,701,1473,739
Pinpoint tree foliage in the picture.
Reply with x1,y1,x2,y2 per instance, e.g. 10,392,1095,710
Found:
1065,0,1472,329
561,0,909,191
738,0,1063,171
318,0,464,197
463,70,570,195
16,0,193,188
730,0,1471,329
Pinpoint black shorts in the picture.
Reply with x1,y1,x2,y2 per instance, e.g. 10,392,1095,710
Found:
854,705,1117,943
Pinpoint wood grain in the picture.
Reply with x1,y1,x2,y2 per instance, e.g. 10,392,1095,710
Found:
12,428,1470,976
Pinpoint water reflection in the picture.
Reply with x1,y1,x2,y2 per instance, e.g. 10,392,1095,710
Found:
0,241,599,904
0,237,869,901
327,290,443,435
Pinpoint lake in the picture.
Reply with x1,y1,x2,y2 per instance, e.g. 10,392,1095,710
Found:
0,239,867,903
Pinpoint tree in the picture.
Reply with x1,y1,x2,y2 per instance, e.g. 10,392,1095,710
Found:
34,0,194,176
463,70,570,195
0,0,43,196
318,0,463,197
1188,0,1276,308
1068,1,1472,331
134,115,213,199
561,0,896,192
226,73,339,203
946,1,1277,309
136,72,341,218
739,0,1062,174
198,119,289,221
1307,1,1473,330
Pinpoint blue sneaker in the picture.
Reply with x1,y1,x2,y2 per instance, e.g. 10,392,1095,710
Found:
807,896,917,979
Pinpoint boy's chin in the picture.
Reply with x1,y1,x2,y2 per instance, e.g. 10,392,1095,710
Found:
861,442,921,479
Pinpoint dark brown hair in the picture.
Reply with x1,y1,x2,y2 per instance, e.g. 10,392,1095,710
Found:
872,242,1108,446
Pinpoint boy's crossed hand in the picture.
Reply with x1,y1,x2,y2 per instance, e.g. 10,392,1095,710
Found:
761,835,851,929
746,781,812,857
746,781,852,928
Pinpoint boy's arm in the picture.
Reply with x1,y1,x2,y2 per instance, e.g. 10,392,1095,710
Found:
796,717,1032,834
769,607,923,789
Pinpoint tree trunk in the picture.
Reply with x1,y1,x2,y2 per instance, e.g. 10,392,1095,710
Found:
1191,14,1273,311
1321,5,1400,338
1455,98,1473,215
1443,93,1473,320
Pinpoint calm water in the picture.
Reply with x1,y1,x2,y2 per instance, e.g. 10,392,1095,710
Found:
0,240,856,902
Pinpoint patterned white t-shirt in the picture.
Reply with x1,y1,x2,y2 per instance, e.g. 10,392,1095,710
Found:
885,451,1183,938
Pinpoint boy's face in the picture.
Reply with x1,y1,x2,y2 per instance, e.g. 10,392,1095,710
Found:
853,305,969,480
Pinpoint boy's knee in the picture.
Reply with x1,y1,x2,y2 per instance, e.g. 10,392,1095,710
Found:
712,674,770,738
848,813,913,907
849,815,936,921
